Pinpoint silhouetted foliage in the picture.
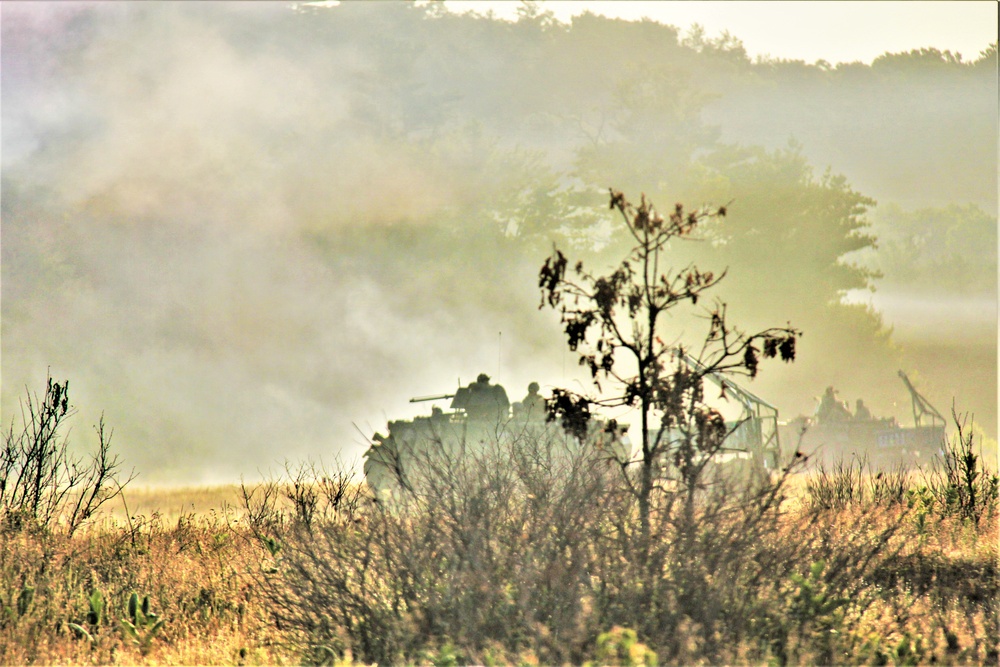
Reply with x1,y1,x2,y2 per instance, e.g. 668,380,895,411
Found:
544,387,593,441
1,376,133,535
540,189,799,542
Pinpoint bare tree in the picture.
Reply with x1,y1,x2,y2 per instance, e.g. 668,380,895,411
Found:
539,189,799,546
1,376,134,535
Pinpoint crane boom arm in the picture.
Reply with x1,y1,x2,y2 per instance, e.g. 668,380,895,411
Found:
897,370,944,427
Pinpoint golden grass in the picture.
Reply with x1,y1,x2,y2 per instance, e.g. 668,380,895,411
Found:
2,471,996,666
101,484,247,522
1,504,296,665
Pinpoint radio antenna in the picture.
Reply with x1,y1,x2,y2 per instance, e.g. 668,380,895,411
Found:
497,331,502,379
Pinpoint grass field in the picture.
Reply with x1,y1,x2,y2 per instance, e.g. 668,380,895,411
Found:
2,434,997,665
97,485,247,522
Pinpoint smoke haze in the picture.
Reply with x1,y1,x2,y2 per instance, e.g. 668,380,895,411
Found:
2,2,995,483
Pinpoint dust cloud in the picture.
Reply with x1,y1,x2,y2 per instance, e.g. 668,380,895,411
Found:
2,3,995,483
1,3,575,483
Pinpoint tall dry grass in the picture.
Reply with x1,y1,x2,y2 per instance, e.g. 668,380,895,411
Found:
1,416,996,665
239,425,997,666
0,508,293,665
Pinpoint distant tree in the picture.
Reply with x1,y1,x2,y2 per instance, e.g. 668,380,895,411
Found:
689,143,879,316
871,47,967,71
539,189,798,546
573,64,721,204
973,42,997,69
679,23,751,67
679,144,904,418
514,0,557,27
863,203,997,295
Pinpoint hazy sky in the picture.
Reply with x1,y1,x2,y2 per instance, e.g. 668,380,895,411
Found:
2,1,995,484
445,1,999,65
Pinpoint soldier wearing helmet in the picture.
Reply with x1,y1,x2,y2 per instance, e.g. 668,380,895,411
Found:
521,381,545,421
817,386,851,424
461,373,510,424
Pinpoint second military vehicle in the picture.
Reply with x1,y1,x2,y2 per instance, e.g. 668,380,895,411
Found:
777,371,946,468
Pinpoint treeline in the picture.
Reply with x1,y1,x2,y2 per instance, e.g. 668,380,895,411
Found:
2,1,995,479
251,1,995,424
125,2,996,209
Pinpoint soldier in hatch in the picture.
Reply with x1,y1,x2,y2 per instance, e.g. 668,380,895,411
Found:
465,373,510,424
521,381,546,421
430,405,448,428
817,386,852,424
853,398,873,422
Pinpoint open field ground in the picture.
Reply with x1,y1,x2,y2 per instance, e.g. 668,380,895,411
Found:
2,445,997,666
96,485,246,523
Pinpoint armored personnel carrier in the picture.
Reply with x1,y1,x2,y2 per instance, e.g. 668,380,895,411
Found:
641,357,946,473
363,374,626,495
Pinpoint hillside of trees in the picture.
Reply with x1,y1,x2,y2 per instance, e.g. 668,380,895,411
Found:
2,2,995,479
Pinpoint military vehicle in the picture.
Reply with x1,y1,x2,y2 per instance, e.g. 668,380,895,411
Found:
365,363,944,495
363,359,785,495
363,373,626,496
647,352,784,473
777,371,946,468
